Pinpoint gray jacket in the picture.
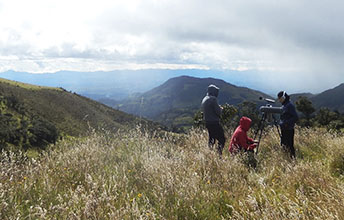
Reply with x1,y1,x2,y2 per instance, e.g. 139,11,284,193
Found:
201,85,222,124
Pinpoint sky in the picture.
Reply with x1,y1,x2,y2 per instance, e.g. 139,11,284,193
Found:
0,0,344,93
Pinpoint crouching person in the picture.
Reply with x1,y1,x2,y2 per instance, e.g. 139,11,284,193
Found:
229,116,258,168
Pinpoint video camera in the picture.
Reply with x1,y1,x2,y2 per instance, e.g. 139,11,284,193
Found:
259,106,283,114
259,96,282,115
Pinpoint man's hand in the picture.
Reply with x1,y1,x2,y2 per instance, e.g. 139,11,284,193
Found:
248,143,257,150
248,140,259,144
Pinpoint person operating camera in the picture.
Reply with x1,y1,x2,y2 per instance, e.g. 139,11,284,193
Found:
277,91,298,158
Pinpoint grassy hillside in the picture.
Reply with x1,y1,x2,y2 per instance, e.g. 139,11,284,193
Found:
2,127,344,219
0,78,160,150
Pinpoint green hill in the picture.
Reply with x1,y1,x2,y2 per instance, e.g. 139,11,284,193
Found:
0,78,160,150
290,83,344,113
310,83,344,112
290,93,315,101
116,76,271,129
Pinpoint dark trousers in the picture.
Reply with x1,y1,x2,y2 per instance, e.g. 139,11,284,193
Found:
206,122,226,156
281,129,295,158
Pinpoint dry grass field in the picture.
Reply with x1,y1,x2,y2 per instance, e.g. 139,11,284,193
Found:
1,126,344,219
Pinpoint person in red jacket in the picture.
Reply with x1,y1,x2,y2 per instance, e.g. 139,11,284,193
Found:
229,116,257,154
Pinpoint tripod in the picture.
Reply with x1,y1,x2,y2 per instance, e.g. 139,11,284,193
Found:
254,111,281,154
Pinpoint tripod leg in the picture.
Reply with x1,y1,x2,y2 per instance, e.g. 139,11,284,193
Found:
254,113,266,139
255,114,266,155
255,125,265,154
272,115,281,138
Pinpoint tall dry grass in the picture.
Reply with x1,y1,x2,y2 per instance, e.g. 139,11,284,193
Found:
1,126,344,219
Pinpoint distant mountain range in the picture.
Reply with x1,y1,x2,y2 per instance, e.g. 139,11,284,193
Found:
290,93,315,100
0,69,232,100
293,83,344,113
115,76,271,128
113,76,344,129
1,70,343,130
0,69,289,100
0,70,164,100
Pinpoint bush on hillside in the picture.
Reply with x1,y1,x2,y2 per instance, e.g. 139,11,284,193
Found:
193,104,238,129
28,117,59,149
220,104,238,129
0,113,58,150
296,96,316,127
234,101,260,129
0,113,19,149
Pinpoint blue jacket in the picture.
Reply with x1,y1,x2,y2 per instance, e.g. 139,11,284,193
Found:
280,100,298,130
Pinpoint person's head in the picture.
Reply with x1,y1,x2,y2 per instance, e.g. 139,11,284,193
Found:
277,91,290,104
207,84,219,97
239,116,252,131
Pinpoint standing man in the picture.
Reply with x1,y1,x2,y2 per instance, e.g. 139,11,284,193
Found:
201,84,226,157
277,91,298,158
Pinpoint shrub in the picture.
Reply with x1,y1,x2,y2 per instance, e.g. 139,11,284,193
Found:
330,151,344,177
29,117,59,149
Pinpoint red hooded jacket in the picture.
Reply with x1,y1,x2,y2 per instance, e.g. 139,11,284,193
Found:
229,117,257,154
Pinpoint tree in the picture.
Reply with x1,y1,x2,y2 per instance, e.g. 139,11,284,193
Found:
220,104,238,129
29,117,59,149
193,104,237,129
193,110,204,128
0,113,18,149
315,108,339,127
296,96,315,127
236,101,260,129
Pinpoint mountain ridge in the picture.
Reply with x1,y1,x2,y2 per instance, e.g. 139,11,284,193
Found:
309,83,344,112
116,75,272,128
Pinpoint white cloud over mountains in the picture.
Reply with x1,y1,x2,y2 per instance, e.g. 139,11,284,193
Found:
0,0,343,92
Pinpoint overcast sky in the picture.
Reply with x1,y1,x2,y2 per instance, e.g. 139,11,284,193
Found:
0,0,344,93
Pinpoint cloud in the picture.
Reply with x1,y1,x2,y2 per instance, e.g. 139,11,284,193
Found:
0,0,343,92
